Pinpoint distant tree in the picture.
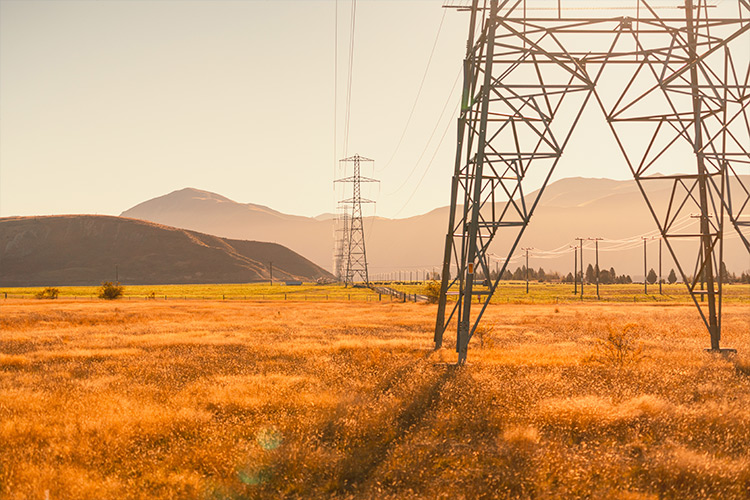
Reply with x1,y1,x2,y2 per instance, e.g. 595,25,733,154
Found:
538,267,546,282
719,262,737,283
564,272,574,283
609,267,616,279
35,287,59,299
599,269,611,284
99,281,124,300
647,268,658,284
741,271,750,284
513,267,524,280
585,264,595,284
502,269,513,280
667,269,678,284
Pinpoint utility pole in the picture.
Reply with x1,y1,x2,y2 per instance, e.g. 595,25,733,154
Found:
269,262,273,285
642,237,648,294
659,238,663,295
590,238,603,299
572,245,578,294
576,238,585,297
700,245,705,302
522,248,532,294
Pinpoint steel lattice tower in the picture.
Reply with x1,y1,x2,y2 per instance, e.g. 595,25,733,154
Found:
334,210,351,281
435,0,750,363
335,154,378,287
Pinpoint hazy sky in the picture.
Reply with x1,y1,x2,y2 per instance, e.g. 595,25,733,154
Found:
0,0,744,219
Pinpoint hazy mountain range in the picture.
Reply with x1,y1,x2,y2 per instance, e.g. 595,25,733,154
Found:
121,177,750,279
0,215,332,286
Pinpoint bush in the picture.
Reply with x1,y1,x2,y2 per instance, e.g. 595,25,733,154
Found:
423,280,442,304
99,281,124,300
35,287,59,300
587,323,643,366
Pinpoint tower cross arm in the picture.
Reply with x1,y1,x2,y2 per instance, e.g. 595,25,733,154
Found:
334,176,380,183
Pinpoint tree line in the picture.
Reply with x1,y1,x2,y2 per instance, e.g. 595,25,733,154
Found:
486,263,750,284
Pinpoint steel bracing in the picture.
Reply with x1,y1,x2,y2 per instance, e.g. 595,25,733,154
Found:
335,154,378,287
435,0,750,363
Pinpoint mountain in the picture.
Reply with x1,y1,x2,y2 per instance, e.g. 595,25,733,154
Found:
123,188,334,269
0,215,332,286
121,179,750,279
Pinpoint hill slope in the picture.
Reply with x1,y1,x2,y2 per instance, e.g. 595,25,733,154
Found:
0,215,333,286
123,188,333,269
121,178,750,278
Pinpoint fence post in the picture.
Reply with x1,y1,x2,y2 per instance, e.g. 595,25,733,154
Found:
379,293,382,301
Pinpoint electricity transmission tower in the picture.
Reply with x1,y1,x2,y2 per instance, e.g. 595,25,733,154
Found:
435,0,750,363
335,154,378,287
333,210,350,281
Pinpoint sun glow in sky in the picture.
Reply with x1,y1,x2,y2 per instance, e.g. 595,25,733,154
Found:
0,0,745,219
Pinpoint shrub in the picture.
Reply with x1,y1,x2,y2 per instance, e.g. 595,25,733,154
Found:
423,280,442,304
587,323,643,366
99,281,124,300
474,323,495,348
35,287,59,300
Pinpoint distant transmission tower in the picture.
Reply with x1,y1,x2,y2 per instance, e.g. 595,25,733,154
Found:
435,0,750,363
335,154,378,287
333,210,350,281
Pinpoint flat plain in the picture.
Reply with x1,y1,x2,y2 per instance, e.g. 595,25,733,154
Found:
1,296,749,499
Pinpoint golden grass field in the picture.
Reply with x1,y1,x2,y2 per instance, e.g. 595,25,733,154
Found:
1,298,749,499
4,282,748,304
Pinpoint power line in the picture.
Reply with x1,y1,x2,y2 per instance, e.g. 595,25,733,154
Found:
380,9,448,172
333,0,338,184
342,0,357,157
391,100,460,217
386,67,463,196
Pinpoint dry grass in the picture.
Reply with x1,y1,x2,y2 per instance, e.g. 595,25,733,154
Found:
0,299,749,499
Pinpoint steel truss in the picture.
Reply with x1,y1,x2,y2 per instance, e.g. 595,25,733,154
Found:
435,0,750,363
335,154,378,287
